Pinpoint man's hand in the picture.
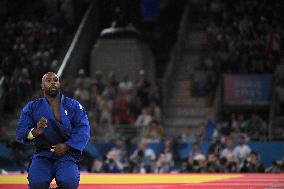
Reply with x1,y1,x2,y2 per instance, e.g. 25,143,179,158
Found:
52,143,70,156
32,117,47,137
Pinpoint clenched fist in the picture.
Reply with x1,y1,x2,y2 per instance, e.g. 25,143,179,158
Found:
52,143,70,156
32,117,47,137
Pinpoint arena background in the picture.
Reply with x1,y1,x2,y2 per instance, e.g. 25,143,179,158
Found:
0,0,284,188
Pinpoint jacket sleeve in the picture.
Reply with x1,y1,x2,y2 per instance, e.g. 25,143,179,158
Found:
16,102,36,144
65,101,90,152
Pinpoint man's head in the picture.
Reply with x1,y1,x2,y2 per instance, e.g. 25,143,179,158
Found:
41,72,60,98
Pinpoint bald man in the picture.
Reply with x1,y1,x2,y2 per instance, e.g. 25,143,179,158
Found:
16,72,90,189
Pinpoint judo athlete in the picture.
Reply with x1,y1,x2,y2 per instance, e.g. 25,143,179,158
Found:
16,72,90,189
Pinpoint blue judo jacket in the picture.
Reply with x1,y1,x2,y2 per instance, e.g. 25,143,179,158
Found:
16,94,90,159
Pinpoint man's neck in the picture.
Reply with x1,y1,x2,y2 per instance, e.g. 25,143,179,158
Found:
45,94,60,105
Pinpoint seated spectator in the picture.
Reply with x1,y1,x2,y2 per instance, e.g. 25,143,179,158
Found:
103,150,124,173
207,153,221,172
149,101,162,122
179,127,196,143
153,153,171,173
220,137,236,162
106,137,128,167
205,118,218,141
208,136,225,157
75,69,91,89
163,138,176,166
102,83,117,101
98,94,113,125
88,85,101,124
93,70,106,94
107,72,119,92
130,138,156,173
190,154,207,173
188,142,205,161
119,75,133,94
113,91,134,124
242,113,267,140
233,135,251,163
239,151,264,173
144,120,164,143
90,159,104,173
135,108,153,127
194,123,207,142
265,157,284,173
135,69,151,107
231,114,248,141
74,80,90,108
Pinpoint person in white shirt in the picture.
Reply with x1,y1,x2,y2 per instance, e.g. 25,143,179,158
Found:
130,138,156,173
233,135,251,163
220,137,236,161
135,108,153,127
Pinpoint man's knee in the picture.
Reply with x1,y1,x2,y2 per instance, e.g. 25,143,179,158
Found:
56,177,79,189
29,179,50,189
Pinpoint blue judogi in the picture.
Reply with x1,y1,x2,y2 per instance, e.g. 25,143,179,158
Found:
16,94,90,189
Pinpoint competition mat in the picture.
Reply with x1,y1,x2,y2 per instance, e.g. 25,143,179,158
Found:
0,173,284,189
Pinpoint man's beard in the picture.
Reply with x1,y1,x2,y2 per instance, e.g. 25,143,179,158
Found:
46,88,59,98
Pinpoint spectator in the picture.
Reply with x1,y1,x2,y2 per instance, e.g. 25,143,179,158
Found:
149,101,162,122
135,69,151,107
208,136,225,157
144,120,164,143
130,138,156,173
240,151,265,173
113,91,133,124
135,108,153,127
207,153,221,172
179,127,196,143
93,71,106,94
265,157,284,173
90,159,104,173
233,135,251,163
188,142,205,161
220,137,236,162
75,69,91,89
119,75,133,93
242,113,267,140
153,153,171,173
103,149,124,173
73,80,90,108
98,93,113,125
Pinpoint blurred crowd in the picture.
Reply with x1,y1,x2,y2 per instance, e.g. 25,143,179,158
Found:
85,135,284,174
0,2,67,113
192,0,284,97
65,69,162,131
205,0,284,74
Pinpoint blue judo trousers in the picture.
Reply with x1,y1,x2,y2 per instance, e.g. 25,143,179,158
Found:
16,94,90,189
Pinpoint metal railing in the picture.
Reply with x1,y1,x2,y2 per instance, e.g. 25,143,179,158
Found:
57,3,93,78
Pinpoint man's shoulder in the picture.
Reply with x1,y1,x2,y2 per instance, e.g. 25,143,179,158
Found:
23,98,45,110
63,96,84,110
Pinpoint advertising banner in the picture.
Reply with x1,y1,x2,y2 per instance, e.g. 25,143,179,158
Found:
224,74,272,105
